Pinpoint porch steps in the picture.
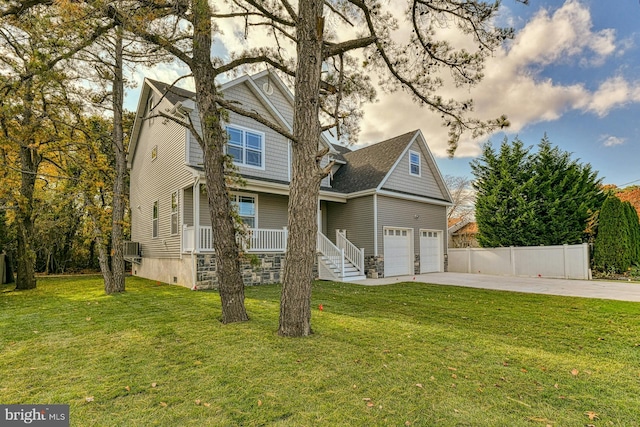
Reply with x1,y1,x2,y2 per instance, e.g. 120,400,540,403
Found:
319,255,366,282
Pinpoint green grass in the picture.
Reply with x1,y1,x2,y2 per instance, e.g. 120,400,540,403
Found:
2,277,640,426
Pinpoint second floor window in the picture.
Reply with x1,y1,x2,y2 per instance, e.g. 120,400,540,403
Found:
227,125,264,168
409,150,421,176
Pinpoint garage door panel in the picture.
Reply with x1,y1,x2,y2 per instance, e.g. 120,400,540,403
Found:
420,230,441,273
384,228,412,276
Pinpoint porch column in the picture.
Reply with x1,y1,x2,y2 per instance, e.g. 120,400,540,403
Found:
194,180,200,252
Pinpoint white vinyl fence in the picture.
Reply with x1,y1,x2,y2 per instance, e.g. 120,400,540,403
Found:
448,243,591,280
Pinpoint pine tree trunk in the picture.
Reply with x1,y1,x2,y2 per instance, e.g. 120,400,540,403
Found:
192,0,247,323
107,26,126,294
278,0,324,337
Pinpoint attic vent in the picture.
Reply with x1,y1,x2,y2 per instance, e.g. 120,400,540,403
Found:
262,81,274,95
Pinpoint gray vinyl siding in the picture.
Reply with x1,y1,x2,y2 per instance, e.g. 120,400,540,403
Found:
256,193,288,229
253,74,294,125
376,195,447,256
382,140,446,199
185,82,291,182
325,196,375,256
129,93,193,259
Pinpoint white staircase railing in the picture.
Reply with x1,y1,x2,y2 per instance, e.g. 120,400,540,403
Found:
317,232,345,279
336,230,365,276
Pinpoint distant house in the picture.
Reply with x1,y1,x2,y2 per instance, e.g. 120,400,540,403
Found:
125,71,453,288
448,219,479,248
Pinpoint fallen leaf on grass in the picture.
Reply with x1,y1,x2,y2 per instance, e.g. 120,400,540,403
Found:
151,383,157,388
85,397,94,402
447,367,457,371
415,383,423,388
585,411,599,421
160,402,167,407
86,317,92,321
405,422,411,426
571,369,579,376
195,399,201,405
362,398,371,401
203,403,211,407
366,402,374,408
193,360,202,366
124,386,130,392
554,383,559,389
451,374,457,379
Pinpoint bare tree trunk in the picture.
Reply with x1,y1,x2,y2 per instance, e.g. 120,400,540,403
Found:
106,25,126,294
192,0,247,323
278,0,324,337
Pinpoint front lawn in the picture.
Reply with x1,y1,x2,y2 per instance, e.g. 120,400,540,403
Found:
1,276,639,426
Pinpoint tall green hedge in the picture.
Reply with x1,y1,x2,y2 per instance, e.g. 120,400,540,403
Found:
623,201,640,266
594,196,631,273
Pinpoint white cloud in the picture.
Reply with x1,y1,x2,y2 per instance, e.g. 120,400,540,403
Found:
600,135,626,147
358,0,639,159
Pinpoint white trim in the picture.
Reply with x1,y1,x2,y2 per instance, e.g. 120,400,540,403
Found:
377,189,452,207
409,149,421,177
287,141,291,182
244,77,292,132
373,193,378,256
185,127,190,165
193,179,200,252
230,191,259,228
415,131,454,203
377,132,420,190
170,191,179,236
225,124,266,170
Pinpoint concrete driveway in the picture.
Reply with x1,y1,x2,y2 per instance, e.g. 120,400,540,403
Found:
357,272,640,302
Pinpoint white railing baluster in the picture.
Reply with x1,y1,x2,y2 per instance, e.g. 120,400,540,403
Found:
335,230,364,275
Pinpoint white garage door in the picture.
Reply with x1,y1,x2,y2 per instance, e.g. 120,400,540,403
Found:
384,228,412,276
420,230,441,273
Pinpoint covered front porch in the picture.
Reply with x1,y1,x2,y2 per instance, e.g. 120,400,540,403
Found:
180,183,365,282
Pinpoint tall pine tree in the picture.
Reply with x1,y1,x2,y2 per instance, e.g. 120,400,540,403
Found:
472,136,604,247
594,196,631,273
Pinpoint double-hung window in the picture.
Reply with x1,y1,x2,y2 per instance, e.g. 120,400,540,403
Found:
152,201,159,238
231,194,256,228
170,192,179,235
226,125,264,168
409,150,421,176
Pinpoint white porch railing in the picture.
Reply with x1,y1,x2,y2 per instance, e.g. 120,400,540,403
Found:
317,232,345,278
182,226,287,253
336,230,365,276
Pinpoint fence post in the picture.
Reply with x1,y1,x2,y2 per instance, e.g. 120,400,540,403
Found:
563,244,569,279
510,246,516,276
583,242,590,280
467,247,471,273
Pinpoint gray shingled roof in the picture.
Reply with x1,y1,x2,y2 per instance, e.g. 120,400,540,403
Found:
147,78,195,105
331,130,418,193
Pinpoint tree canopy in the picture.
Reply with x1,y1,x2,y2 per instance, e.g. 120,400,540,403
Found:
471,135,604,247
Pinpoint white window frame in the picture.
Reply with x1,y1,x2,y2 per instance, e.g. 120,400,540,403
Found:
225,124,265,170
230,192,258,228
409,150,421,177
152,200,159,239
170,191,179,235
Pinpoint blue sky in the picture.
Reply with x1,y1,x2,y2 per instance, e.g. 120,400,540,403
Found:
366,0,640,187
126,0,640,187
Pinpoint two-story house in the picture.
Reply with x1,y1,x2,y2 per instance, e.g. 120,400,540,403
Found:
126,71,453,288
